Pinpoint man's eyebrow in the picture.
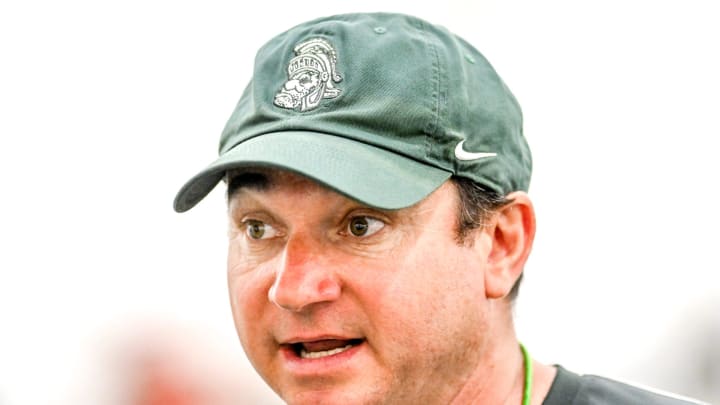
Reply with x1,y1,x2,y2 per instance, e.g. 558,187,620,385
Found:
226,172,270,200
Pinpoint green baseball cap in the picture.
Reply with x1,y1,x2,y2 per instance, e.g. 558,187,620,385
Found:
174,12,531,213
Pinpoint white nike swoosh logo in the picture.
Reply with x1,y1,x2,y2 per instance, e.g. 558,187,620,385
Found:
454,140,497,161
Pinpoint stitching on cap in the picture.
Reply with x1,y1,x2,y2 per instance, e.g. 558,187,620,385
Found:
415,18,440,160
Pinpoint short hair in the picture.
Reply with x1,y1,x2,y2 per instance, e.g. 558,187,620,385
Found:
451,177,522,301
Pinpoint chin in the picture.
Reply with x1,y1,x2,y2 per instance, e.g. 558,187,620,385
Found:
282,387,379,405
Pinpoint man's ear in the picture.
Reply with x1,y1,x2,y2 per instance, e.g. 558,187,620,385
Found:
483,191,536,300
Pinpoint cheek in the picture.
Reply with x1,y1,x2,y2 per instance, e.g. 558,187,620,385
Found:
227,275,256,350
366,243,489,356
227,249,274,345
227,265,283,385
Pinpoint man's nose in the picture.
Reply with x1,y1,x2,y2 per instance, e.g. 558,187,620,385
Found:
268,235,341,312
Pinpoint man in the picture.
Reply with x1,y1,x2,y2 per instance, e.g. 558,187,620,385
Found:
174,12,704,405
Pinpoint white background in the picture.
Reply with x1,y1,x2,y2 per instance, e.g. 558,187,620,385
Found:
1,0,719,404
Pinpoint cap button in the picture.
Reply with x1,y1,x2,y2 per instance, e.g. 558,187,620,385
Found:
374,26,387,34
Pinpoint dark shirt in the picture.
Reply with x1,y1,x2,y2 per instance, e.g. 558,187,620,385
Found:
543,366,705,405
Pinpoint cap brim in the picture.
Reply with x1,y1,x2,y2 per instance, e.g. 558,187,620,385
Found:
173,131,452,212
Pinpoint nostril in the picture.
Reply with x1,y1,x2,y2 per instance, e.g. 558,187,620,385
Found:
317,278,341,297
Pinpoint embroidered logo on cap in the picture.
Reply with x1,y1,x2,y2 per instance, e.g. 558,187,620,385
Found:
454,140,497,161
273,38,343,112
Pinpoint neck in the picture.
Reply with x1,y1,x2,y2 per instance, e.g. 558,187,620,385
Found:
448,304,557,405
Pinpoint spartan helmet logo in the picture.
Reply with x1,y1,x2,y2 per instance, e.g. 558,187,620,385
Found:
273,38,343,112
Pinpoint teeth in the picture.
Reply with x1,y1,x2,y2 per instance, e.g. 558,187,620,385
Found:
300,344,353,359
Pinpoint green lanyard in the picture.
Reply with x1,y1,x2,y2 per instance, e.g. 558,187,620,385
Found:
520,343,533,405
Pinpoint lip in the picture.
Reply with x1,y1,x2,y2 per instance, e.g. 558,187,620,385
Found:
279,337,366,377
281,334,362,345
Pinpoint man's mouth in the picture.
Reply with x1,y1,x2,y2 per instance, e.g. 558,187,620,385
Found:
289,338,365,360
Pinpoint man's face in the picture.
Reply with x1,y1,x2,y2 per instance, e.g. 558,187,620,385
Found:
227,170,496,404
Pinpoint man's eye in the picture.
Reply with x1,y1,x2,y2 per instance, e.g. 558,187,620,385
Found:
348,216,384,237
244,220,279,240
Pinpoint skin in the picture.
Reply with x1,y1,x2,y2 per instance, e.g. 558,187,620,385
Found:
226,169,556,404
